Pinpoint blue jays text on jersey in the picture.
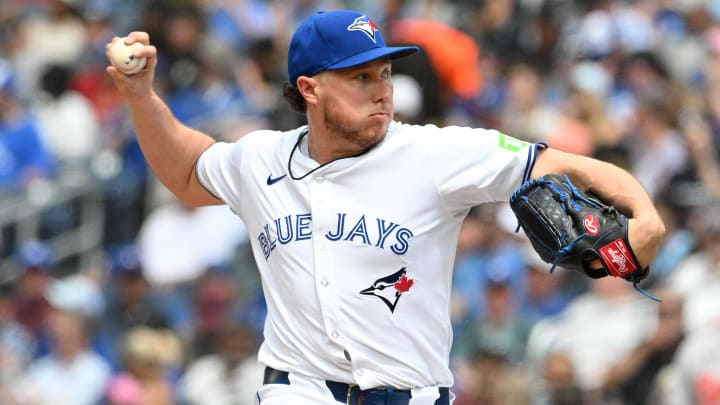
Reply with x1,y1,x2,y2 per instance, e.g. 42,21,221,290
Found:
258,212,414,260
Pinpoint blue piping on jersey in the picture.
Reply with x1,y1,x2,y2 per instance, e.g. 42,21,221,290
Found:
521,142,547,186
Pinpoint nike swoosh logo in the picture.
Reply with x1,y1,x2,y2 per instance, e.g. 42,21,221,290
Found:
266,174,287,185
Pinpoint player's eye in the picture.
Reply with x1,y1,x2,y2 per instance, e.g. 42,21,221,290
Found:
382,69,392,79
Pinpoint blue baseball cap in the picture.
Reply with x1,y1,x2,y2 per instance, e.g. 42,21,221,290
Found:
287,10,418,85
16,240,54,269
107,244,143,276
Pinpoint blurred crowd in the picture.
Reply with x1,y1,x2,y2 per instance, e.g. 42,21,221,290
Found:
1,0,720,404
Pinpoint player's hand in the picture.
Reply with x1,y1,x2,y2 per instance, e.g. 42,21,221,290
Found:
105,32,157,97
627,216,665,270
583,216,663,273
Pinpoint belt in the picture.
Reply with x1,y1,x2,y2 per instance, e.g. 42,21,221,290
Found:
263,367,450,405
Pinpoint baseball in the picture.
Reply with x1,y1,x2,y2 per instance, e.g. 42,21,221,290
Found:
109,38,146,75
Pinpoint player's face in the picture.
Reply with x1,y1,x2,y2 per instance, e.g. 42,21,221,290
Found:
318,59,394,151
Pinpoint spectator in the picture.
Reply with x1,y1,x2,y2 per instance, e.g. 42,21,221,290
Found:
458,0,530,68
500,62,595,156
98,244,174,370
33,63,101,168
138,195,248,287
180,323,264,405
601,290,685,405
12,240,55,340
200,0,275,51
609,51,683,138
13,308,112,405
452,268,533,366
657,0,715,85
647,195,695,284
188,272,239,358
666,311,720,405
0,59,56,193
531,352,586,405
453,343,532,405
9,0,88,99
526,276,658,399
564,60,623,149
385,17,483,104
105,326,182,405
452,205,526,328
518,244,573,324
0,278,35,404
137,195,249,341
627,95,688,199
680,99,720,199
666,202,720,332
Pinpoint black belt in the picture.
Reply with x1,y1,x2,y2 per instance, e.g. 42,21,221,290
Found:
263,367,450,405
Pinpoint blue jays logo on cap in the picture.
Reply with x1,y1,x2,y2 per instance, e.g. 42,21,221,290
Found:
287,10,418,85
347,15,378,43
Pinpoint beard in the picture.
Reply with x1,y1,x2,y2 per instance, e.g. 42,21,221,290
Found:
322,98,389,153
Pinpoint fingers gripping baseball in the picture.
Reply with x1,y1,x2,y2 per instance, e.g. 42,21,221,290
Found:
105,33,157,93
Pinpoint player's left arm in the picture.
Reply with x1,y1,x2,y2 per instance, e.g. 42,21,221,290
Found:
530,147,666,269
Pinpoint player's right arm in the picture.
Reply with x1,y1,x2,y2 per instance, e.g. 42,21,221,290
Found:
105,32,222,207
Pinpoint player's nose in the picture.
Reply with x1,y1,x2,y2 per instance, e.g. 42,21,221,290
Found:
372,79,392,104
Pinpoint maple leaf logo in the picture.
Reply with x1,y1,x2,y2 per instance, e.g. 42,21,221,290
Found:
394,275,414,293
360,267,414,313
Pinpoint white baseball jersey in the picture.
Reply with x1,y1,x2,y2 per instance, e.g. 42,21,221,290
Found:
196,120,541,390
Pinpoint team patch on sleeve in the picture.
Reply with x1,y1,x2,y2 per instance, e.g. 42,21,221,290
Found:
498,133,529,153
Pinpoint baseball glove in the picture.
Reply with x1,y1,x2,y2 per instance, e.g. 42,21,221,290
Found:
509,173,650,285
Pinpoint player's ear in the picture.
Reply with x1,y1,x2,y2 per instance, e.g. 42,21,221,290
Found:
296,76,319,105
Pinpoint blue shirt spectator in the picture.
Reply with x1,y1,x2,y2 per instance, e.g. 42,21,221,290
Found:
0,60,56,192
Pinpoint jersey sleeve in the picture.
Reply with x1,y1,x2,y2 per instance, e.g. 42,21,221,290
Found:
420,125,543,213
195,140,245,210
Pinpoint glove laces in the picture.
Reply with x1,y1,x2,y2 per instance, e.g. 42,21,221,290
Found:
628,275,662,302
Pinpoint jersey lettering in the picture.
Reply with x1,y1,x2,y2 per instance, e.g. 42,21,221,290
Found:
391,228,414,255
275,216,294,244
325,213,347,241
344,215,371,245
259,224,277,259
296,214,312,240
259,213,414,260
375,219,399,249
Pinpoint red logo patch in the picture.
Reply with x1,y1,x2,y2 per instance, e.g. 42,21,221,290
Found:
583,214,599,236
598,238,638,277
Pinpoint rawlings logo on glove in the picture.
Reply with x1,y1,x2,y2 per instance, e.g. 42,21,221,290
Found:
509,174,658,300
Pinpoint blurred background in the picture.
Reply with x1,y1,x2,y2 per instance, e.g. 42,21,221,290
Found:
1,0,720,404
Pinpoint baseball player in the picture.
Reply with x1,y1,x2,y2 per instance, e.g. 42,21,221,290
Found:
106,9,665,405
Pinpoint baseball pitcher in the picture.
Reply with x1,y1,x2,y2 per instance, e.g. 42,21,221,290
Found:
106,9,665,405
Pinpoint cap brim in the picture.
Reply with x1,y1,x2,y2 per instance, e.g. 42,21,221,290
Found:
327,45,418,71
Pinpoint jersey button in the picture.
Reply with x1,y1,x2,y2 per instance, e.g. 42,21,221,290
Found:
320,278,329,287
315,175,325,183
331,331,339,339
356,369,364,377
